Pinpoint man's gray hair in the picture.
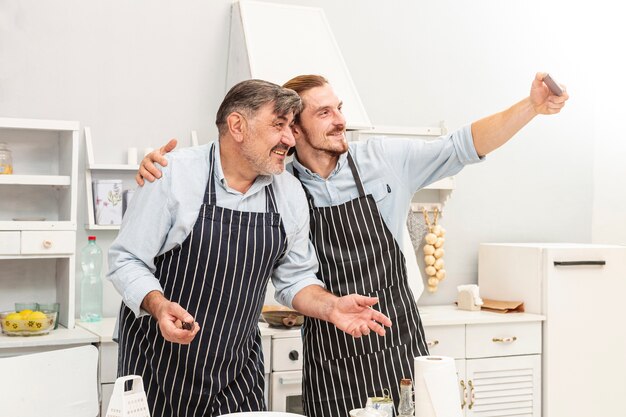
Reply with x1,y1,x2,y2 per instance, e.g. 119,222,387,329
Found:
216,79,302,136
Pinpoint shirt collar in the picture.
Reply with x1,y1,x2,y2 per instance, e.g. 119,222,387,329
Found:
211,140,273,195
292,151,348,180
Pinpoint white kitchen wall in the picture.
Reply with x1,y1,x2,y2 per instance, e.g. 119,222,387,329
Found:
0,0,618,315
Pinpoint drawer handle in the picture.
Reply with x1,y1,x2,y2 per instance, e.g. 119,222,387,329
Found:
459,379,467,409
279,375,302,385
42,240,53,249
427,339,439,347
288,350,299,361
492,336,517,343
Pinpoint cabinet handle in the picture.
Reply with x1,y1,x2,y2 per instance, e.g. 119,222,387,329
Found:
468,380,475,410
554,260,605,266
42,240,53,249
459,379,467,409
492,336,517,343
427,339,439,347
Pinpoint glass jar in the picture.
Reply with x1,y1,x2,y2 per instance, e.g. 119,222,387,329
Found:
397,378,414,417
0,142,13,174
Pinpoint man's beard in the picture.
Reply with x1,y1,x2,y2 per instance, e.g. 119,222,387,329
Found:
301,125,348,157
240,134,286,176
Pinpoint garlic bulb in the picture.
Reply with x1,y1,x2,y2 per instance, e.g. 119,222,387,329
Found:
425,233,438,245
421,208,447,293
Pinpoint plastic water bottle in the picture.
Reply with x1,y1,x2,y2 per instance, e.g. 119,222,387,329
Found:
80,235,103,322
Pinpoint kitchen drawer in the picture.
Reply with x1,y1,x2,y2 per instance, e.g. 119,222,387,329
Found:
0,231,20,254
466,321,541,358
21,231,75,254
272,337,303,372
100,342,119,384
422,324,465,359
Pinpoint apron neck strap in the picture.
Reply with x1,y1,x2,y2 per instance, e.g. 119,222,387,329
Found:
292,166,316,208
203,142,217,206
293,150,366,206
346,152,366,198
264,183,278,213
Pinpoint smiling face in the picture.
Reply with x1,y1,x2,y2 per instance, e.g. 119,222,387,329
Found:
240,102,296,175
296,83,348,157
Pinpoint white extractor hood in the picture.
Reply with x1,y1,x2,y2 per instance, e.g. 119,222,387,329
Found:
227,0,372,130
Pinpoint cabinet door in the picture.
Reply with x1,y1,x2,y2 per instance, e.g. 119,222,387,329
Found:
465,355,540,417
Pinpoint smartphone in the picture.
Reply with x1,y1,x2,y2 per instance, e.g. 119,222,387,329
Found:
543,74,563,96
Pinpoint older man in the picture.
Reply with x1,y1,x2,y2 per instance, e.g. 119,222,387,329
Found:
138,73,568,416
108,79,391,417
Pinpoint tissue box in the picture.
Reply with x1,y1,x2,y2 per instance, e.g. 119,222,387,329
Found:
93,180,123,225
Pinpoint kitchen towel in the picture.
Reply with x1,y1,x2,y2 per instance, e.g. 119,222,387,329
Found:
414,356,462,417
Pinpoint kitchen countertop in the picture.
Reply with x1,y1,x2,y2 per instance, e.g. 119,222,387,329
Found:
419,305,544,326
0,325,99,351
259,304,545,337
79,305,546,343
77,318,117,343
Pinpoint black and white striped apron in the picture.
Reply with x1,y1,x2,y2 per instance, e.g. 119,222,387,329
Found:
294,152,429,417
117,144,288,417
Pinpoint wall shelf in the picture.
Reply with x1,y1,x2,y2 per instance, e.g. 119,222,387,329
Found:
88,164,139,171
0,174,71,186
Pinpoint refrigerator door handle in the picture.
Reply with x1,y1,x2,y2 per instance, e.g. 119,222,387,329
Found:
553,260,606,267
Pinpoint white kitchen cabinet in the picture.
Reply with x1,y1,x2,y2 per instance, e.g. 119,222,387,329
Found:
258,307,544,414
0,117,90,333
77,318,118,417
421,306,543,417
479,243,626,417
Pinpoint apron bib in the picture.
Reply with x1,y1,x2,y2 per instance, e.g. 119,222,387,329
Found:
294,153,429,417
118,144,287,417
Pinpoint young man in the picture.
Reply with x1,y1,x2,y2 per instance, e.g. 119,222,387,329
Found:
109,79,391,417
137,73,568,416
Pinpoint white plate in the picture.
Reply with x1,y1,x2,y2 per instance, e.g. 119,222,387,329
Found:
12,216,46,221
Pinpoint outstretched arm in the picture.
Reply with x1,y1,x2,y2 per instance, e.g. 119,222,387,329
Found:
135,138,178,186
472,72,569,156
292,285,392,337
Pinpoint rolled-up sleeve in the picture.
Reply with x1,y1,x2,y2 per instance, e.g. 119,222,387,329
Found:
107,163,173,317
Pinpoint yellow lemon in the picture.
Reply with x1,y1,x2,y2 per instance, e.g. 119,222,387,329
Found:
3,312,26,332
28,311,47,320
26,311,51,331
6,312,21,321
19,309,34,318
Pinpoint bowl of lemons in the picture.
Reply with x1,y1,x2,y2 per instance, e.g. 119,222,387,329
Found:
1,309,57,336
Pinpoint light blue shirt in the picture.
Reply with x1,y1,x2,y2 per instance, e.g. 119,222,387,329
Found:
289,125,483,244
107,141,322,317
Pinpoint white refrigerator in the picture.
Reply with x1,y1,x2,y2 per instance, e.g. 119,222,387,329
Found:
478,243,626,417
